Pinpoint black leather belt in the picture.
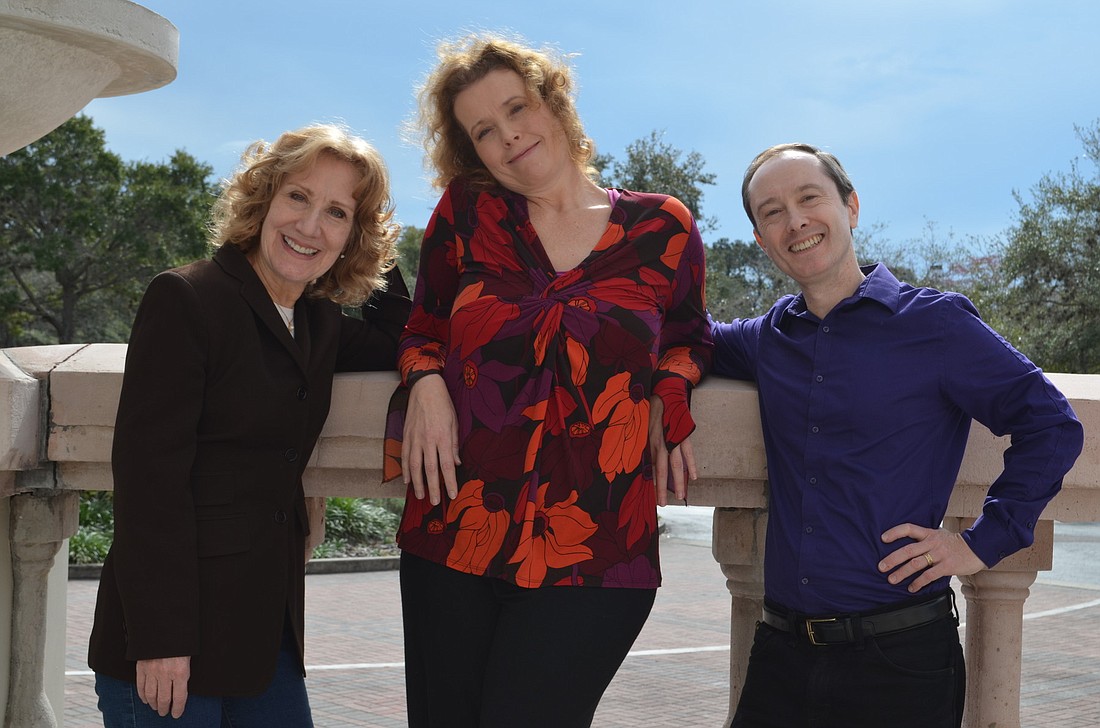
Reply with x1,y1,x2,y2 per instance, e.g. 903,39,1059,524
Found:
761,593,955,646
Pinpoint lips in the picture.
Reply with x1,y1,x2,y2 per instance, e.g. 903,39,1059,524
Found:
283,235,318,256
789,233,823,253
508,141,539,164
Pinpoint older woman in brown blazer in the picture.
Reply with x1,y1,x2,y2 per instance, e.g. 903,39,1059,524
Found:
88,124,410,727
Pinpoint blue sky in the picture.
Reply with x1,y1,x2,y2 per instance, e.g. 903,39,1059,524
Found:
86,0,1100,252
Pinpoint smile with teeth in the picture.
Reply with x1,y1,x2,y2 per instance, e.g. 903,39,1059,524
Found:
283,235,318,256
789,233,823,253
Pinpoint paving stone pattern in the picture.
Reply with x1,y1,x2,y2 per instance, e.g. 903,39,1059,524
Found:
64,538,1100,726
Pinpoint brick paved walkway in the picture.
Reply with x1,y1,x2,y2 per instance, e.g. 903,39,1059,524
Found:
64,536,1100,726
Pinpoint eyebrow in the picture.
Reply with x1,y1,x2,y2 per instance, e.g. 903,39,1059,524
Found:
286,180,355,213
754,183,827,215
466,94,528,138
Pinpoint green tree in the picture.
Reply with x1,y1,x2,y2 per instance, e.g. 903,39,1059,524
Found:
704,237,795,321
595,130,717,231
395,224,425,294
995,120,1100,373
0,115,214,345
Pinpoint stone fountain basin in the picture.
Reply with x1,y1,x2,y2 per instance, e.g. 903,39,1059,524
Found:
0,0,178,156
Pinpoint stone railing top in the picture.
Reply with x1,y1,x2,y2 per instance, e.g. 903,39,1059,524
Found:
3,344,1099,520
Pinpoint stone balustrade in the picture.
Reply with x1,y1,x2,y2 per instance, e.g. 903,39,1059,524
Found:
3,343,1099,727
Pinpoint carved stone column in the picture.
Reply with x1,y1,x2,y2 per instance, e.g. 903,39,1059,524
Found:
5,489,78,728
711,506,767,728
945,517,1053,728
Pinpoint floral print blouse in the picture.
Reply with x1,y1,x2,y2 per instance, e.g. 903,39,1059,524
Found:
385,180,712,589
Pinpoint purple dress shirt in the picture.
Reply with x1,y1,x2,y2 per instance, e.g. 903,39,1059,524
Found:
711,263,1083,614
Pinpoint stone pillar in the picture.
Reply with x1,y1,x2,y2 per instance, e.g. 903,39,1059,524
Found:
946,517,1053,728
5,490,78,728
711,506,767,728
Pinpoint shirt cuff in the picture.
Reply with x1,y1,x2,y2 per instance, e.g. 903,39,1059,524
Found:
961,511,1036,568
652,377,696,450
398,343,446,387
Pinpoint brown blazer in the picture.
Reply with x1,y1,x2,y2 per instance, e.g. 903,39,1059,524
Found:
88,244,410,696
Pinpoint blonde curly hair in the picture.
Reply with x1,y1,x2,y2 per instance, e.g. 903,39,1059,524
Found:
209,124,399,305
414,32,595,190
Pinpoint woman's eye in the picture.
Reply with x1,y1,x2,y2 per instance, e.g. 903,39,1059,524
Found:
329,207,347,220
475,127,492,141
289,190,306,202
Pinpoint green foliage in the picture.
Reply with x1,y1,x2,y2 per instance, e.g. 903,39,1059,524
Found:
395,224,425,294
994,119,1100,373
324,497,400,544
596,130,717,231
704,237,796,321
70,529,114,565
70,492,114,564
0,115,215,346
67,493,400,563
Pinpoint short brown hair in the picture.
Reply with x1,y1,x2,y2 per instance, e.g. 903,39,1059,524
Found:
414,32,595,190
742,143,855,232
209,124,399,305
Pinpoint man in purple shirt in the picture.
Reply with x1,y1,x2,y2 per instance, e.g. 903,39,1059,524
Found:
711,143,1083,728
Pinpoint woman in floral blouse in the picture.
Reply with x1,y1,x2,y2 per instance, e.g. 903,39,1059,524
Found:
385,32,712,728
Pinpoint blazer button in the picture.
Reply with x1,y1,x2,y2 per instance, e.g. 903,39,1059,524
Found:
297,387,308,400
274,511,288,524
284,448,298,462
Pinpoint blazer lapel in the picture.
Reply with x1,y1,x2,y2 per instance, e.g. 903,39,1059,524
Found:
213,245,310,374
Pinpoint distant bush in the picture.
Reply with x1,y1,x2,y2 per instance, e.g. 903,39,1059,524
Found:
68,493,401,563
69,492,114,564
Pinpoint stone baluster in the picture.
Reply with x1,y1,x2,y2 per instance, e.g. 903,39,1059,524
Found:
5,490,78,728
945,516,1053,728
711,506,768,728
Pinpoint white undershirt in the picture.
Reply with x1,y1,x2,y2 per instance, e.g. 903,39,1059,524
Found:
275,302,295,338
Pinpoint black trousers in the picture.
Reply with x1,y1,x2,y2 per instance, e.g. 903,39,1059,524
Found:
399,551,656,728
731,594,966,728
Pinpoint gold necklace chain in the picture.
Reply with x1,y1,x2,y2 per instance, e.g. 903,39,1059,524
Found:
275,304,295,335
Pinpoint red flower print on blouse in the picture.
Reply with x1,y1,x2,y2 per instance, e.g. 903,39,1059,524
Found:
451,282,521,360
462,195,524,276
386,181,712,589
617,473,657,550
446,479,510,575
453,350,527,436
592,371,649,481
657,346,702,381
565,335,589,387
398,341,447,385
507,482,598,588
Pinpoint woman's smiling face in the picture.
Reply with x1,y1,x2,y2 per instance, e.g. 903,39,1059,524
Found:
250,153,358,305
453,67,570,196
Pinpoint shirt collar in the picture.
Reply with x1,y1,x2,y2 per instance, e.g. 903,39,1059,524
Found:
780,262,902,323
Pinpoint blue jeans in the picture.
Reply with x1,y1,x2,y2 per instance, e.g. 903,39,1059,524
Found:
95,628,313,728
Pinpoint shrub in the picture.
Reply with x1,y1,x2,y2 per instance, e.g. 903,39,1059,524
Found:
69,492,114,564
68,493,401,563
323,497,400,545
